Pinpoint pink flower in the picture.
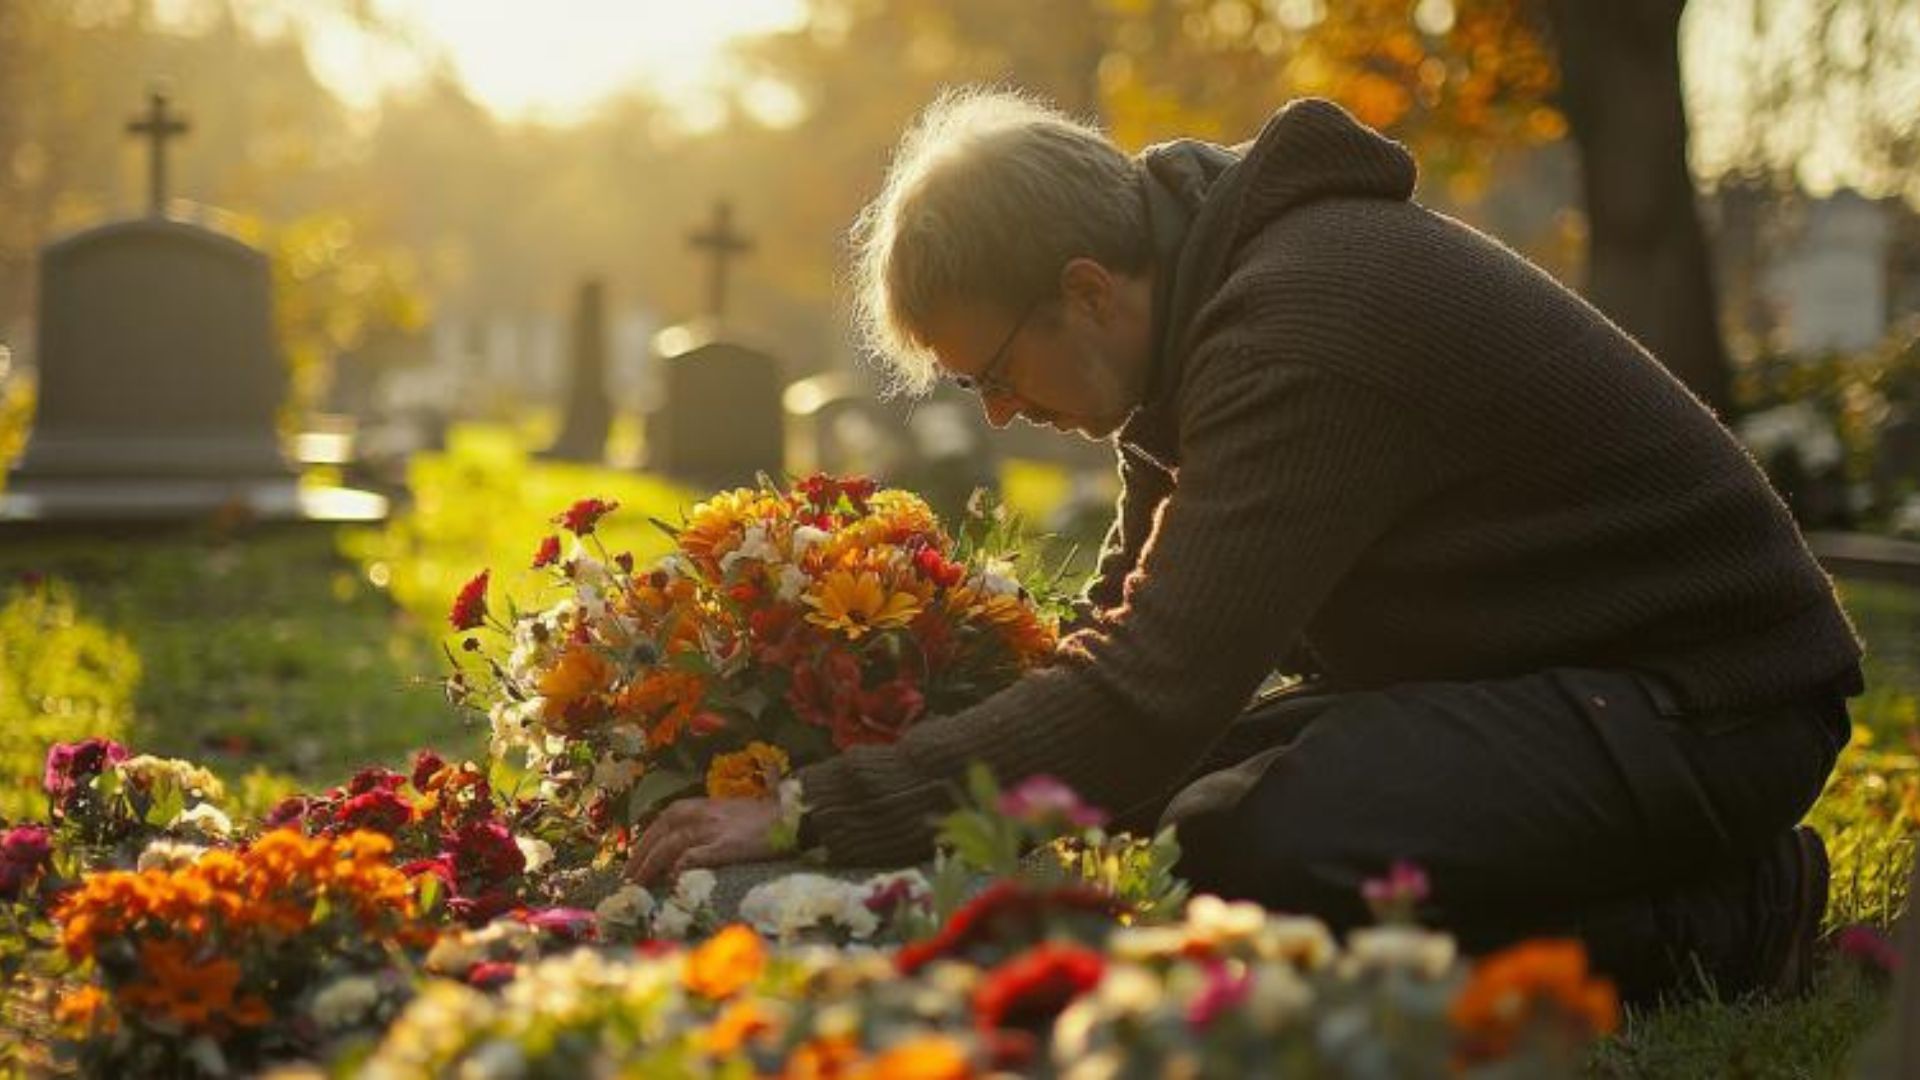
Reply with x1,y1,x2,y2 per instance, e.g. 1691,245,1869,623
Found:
520,907,599,943
447,891,519,927
1362,860,1430,916
0,825,54,900
1185,959,1252,1030
1834,924,1898,974
449,570,491,631
553,497,619,536
997,775,1108,830
42,737,128,806
263,794,312,829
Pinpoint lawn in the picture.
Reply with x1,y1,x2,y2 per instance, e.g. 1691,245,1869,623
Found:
0,427,1914,1075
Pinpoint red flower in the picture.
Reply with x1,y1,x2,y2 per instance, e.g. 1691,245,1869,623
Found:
348,766,408,796
972,942,1105,1032
787,650,864,733
339,789,414,834
263,794,312,829
531,535,562,569
447,819,526,889
448,890,520,927
834,678,927,750
411,750,448,792
401,854,456,886
795,474,876,513
897,881,1129,974
913,545,967,589
42,737,129,807
0,825,54,900
554,497,620,536
449,570,491,631
468,960,519,989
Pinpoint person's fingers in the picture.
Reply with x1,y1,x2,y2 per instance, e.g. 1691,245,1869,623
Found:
629,803,709,884
673,842,724,878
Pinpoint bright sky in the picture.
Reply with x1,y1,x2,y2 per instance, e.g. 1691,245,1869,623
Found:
299,0,808,125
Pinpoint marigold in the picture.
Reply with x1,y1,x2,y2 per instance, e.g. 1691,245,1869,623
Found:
805,569,925,640
785,1033,864,1080
701,998,777,1055
616,669,707,749
538,645,616,729
706,741,792,799
53,985,110,1031
1449,938,1619,1063
683,923,767,1000
865,1035,975,1080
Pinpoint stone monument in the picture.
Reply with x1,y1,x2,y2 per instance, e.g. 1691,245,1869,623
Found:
545,278,614,462
1,88,385,525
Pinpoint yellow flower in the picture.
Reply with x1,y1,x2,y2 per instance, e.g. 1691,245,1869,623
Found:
680,490,787,572
705,742,792,799
805,569,924,639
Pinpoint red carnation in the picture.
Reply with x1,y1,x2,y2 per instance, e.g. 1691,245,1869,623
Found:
450,570,491,631
897,881,1129,974
554,497,619,536
531,535,562,569
972,942,1106,1032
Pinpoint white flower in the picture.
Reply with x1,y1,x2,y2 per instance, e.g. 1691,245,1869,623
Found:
136,838,206,871
790,525,830,557
775,564,810,602
310,975,383,1030
674,868,718,909
1244,964,1314,1032
170,802,233,839
653,901,695,939
1186,894,1266,944
116,754,225,801
1342,925,1457,980
738,873,879,941
513,836,554,875
1094,962,1164,1016
1252,915,1338,971
720,524,778,573
461,1038,528,1080
977,559,1021,597
594,885,656,932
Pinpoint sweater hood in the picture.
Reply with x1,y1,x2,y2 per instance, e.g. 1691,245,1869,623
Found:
1127,99,1417,445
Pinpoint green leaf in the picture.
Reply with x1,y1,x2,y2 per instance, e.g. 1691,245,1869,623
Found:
624,767,698,824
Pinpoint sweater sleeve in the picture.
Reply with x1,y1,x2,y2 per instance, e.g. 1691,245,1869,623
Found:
794,355,1443,866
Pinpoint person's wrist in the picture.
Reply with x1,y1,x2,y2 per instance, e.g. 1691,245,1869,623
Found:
766,777,810,855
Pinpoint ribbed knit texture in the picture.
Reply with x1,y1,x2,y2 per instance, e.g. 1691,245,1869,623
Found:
796,99,1862,867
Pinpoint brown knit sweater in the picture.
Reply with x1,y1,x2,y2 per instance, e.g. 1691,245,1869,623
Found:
796,98,1862,867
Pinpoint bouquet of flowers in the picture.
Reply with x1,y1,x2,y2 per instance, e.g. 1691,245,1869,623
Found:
447,475,1067,841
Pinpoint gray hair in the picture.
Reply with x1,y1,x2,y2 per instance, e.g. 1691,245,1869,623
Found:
850,87,1152,396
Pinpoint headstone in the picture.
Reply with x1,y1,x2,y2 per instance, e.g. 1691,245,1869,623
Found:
545,278,613,462
647,335,785,491
2,89,384,524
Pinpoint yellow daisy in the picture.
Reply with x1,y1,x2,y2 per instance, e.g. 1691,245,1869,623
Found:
804,568,925,639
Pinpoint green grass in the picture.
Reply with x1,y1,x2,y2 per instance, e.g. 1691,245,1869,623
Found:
0,426,1916,1075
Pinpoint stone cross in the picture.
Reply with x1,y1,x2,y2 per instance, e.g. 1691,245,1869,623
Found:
126,89,190,218
687,200,753,322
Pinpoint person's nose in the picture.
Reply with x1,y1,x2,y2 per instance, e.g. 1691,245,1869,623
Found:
983,395,1020,429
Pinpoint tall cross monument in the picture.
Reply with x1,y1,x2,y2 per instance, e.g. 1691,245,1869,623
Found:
687,199,754,323
126,88,190,218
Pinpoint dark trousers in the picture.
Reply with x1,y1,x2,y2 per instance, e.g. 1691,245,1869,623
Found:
1161,668,1852,1002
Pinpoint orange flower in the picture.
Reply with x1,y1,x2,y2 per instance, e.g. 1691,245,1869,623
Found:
679,489,784,574
702,999,777,1055
53,985,110,1031
705,742,792,799
863,1035,974,1080
616,669,707,749
1450,938,1619,1063
683,924,767,1000
123,939,241,1030
805,569,924,639
786,1034,864,1080
538,645,616,729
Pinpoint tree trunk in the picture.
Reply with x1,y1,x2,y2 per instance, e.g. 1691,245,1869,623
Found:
1546,0,1734,416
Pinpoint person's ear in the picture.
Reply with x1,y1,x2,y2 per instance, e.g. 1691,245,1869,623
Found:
1058,258,1115,323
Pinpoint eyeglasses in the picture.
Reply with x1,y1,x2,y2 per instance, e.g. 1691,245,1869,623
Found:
948,296,1043,399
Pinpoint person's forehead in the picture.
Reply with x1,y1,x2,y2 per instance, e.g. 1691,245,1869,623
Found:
918,301,1010,367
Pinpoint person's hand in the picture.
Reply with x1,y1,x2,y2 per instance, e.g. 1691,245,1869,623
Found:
625,797,781,885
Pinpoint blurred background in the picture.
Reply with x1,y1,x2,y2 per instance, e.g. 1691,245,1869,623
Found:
1,0,1917,534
